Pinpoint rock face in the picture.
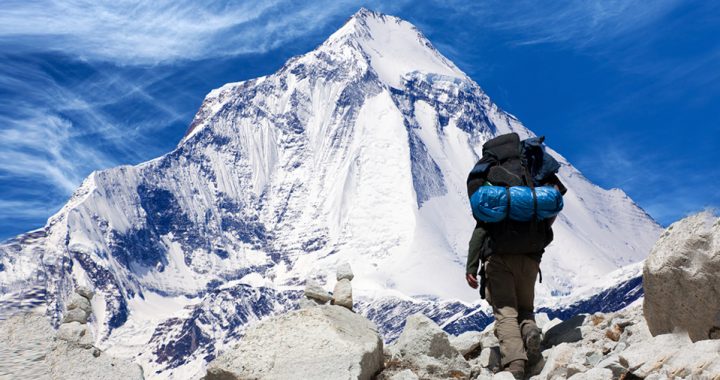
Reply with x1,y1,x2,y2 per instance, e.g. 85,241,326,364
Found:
0,312,143,380
206,305,383,380
643,212,720,341
385,313,470,379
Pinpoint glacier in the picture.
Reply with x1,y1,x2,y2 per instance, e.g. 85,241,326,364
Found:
0,8,662,379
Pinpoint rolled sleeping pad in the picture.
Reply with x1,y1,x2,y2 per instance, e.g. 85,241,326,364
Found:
470,186,563,223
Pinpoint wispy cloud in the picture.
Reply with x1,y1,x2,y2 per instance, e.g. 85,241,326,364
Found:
0,0,388,65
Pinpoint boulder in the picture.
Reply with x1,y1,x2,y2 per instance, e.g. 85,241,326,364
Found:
304,279,333,303
449,330,483,358
389,369,419,380
336,262,354,281
567,367,612,380
332,278,353,310
0,313,142,380
617,332,720,378
206,305,383,380
66,293,92,313
643,212,720,341
535,343,574,380
62,307,90,324
390,313,470,378
75,286,95,300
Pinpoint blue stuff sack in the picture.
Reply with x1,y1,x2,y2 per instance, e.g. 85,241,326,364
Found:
470,186,563,222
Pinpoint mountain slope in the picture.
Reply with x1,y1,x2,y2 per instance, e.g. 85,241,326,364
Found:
0,8,662,378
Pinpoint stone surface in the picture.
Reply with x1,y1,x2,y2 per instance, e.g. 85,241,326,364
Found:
0,313,142,380
535,343,575,380
75,286,95,300
62,307,90,324
449,330,483,358
567,367,612,379
643,212,720,341
66,293,92,313
332,278,353,310
390,313,470,378
336,262,354,281
476,346,501,371
535,312,551,330
304,279,333,303
57,322,86,343
492,372,516,380
296,297,323,309
206,305,383,380
541,318,563,335
389,369,419,380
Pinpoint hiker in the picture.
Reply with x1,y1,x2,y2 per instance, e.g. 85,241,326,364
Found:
465,133,566,379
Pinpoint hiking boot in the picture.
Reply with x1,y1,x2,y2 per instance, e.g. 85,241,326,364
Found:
524,326,542,367
505,359,525,379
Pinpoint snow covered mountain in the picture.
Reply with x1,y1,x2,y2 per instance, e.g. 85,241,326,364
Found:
0,8,662,378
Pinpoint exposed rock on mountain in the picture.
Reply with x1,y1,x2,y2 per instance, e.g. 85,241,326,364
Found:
206,305,383,380
644,211,720,341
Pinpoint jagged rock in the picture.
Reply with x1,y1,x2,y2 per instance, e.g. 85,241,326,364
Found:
390,313,470,378
493,372,517,380
605,324,622,342
535,343,574,380
566,363,585,377
304,279,333,303
643,212,720,341
542,314,586,347
449,330,483,358
67,293,92,313
336,262,354,281
206,305,383,380
389,369,419,380
57,322,86,343
75,286,95,300
596,355,626,378
567,367,612,379
619,332,710,378
296,297,323,309
62,307,90,324
332,278,353,310
0,313,142,380
474,346,501,372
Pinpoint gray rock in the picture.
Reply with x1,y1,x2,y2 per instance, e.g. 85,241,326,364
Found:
304,279,332,303
541,317,563,335
492,372,516,380
449,330,483,358
643,212,720,341
391,313,470,378
0,313,142,380
535,343,575,380
566,363,585,378
477,346,501,371
62,308,89,324
567,367,612,379
332,278,353,310
389,369,419,380
336,262,354,281
584,350,602,366
542,314,587,347
296,297,323,309
75,286,94,300
66,293,92,313
619,332,691,377
596,355,626,378
206,305,383,380
57,322,86,344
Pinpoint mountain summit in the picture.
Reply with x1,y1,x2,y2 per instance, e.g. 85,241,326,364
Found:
0,8,661,378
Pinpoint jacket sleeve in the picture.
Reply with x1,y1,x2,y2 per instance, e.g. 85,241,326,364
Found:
466,223,488,275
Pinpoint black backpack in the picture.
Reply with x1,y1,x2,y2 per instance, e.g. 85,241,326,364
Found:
467,133,564,257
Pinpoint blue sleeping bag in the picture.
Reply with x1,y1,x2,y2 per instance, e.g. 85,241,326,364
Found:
470,186,563,222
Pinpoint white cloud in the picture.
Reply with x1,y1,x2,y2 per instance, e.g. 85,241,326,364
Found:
0,0,385,64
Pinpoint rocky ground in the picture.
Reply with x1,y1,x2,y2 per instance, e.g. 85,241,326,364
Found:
0,287,143,380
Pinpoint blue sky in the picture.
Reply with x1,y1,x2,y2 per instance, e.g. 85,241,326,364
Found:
1,0,718,240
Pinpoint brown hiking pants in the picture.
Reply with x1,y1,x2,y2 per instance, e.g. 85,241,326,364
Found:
485,254,540,367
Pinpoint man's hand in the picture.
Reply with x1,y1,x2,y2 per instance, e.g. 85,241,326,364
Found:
466,273,478,289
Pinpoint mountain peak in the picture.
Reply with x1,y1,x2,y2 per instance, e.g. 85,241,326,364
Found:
325,8,466,88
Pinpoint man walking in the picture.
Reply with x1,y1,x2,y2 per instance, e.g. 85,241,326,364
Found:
465,133,566,379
